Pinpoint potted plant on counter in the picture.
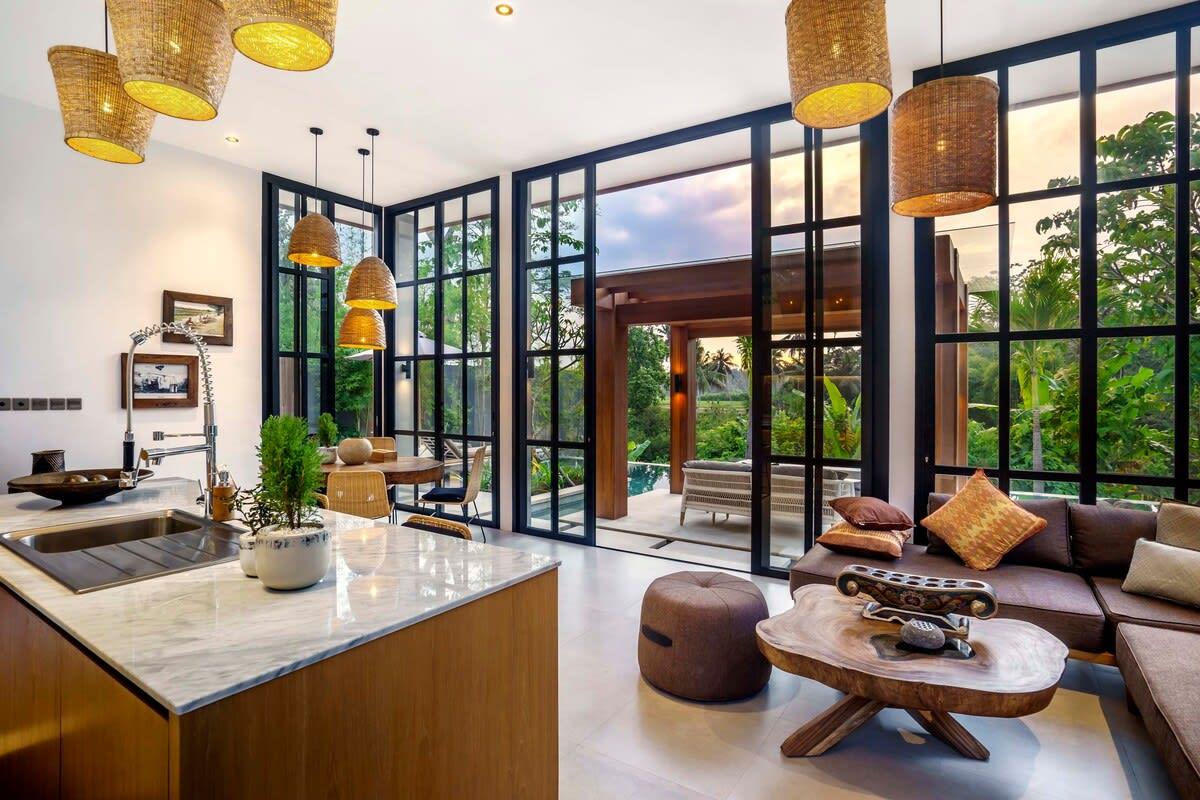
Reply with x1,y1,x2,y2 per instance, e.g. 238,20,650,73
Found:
251,415,331,591
315,412,338,464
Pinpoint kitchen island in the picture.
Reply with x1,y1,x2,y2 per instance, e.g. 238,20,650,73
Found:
0,479,558,799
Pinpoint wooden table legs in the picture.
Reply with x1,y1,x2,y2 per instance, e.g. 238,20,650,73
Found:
780,695,990,760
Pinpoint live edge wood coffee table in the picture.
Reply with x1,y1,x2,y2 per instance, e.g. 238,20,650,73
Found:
756,585,1068,760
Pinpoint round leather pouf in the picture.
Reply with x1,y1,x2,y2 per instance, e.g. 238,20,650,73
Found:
638,571,772,701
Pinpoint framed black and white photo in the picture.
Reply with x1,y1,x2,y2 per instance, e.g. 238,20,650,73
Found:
120,353,199,409
162,291,234,346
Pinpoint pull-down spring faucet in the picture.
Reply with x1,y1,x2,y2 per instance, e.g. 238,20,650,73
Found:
119,322,218,515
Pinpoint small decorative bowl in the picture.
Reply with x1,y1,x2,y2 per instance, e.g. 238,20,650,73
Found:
7,468,154,506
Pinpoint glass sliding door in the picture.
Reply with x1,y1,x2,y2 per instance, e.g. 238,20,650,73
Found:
385,179,500,523
756,116,885,572
514,168,595,541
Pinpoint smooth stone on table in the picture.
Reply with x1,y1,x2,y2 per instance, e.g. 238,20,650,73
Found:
336,437,373,466
900,618,947,650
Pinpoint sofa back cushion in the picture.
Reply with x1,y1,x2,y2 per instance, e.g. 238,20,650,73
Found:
926,494,1071,570
1070,503,1157,577
683,460,751,473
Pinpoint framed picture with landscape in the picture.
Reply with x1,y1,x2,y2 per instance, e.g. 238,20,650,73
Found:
162,290,233,346
120,353,199,409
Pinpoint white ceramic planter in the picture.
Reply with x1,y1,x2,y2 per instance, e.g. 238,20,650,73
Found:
255,526,332,591
318,446,338,465
238,532,257,578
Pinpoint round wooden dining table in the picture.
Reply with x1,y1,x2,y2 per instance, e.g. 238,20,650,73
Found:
320,457,443,487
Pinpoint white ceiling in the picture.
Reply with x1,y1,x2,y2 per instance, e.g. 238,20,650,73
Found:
0,0,1188,203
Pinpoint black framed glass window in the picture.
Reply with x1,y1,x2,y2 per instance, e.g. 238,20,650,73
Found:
384,179,500,524
914,6,1200,514
263,174,382,432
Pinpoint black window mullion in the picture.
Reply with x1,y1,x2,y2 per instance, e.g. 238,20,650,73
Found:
321,199,335,421
997,65,1012,495
549,173,561,535
808,128,822,552
750,120,771,572
1174,26,1191,501
1079,43,1099,505
460,195,469,461
433,202,445,465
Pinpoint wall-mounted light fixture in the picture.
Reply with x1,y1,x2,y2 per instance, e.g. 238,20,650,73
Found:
673,373,685,394
400,362,412,379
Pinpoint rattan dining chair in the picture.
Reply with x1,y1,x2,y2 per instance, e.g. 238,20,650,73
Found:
420,446,488,541
401,514,473,541
316,470,394,523
366,437,397,460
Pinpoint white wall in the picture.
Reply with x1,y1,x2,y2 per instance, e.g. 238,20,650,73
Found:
0,95,262,488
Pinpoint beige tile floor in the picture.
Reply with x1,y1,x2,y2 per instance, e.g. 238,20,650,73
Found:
480,526,1178,800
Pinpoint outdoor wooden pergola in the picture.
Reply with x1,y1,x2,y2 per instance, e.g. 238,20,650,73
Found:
572,246,863,519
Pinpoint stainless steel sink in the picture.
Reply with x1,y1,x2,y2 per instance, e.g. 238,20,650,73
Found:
0,509,241,593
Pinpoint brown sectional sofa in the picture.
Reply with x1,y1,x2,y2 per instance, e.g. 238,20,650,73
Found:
788,494,1200,797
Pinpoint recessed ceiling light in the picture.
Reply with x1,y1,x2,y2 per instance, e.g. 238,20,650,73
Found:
495,4,513,16
225,135,240,144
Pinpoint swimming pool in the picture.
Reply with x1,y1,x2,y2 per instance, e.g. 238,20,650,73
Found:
531,460,669,520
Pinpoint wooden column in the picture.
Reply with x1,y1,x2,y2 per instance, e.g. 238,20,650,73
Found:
595,306,628,519
669,325,693,494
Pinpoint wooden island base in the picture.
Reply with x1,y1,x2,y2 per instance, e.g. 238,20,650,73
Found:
0,570,557,799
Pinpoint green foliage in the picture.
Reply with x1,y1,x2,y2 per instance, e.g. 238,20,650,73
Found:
823,378,862,459
627,326,669,415
696,415,749,462
257,415,323,530
316,412,338,448
963,108,1197,489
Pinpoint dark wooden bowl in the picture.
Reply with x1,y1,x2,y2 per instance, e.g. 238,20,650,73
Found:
7,469,155,506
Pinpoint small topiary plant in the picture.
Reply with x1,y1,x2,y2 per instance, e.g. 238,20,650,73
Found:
316,412,338,448
257,415,323,530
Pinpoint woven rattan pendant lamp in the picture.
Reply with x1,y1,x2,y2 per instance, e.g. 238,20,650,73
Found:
785,0,892,129
890,0,998,217
337,308,386,350
287,127,342,268
108,0,234,122
225,0,338,71
47,4,157,165
346,129,397,310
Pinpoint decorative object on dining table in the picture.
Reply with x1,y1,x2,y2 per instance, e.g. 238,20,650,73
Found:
31,449,66,475
162,291,233,346
835,564,998,644
336,436,373,466
7,468,154,506
250,416,331,590
315,412,339,464
120,353,199,409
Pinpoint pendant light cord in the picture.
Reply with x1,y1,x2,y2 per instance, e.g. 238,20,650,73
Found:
360,149,367,251
104,1,109,54
939,0,945,79
313,131,319,190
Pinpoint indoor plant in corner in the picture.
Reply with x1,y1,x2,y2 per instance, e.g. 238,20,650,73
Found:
315,412,339,464
252,415,332,591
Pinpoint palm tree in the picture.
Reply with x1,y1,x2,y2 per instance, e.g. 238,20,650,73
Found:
974,254,1078,492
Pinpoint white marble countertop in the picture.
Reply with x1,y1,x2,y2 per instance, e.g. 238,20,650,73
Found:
0,479,558,714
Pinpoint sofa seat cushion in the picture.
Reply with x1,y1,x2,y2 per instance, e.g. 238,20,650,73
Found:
1115,624,1200,798
789,544,1106,652
1090,576,1200,636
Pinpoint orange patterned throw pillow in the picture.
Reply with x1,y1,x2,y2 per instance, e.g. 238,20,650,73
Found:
920,470,1047,571
817,522,910,560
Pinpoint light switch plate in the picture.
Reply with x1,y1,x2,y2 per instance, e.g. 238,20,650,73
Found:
0,398,10,411
30,398,48,410
66,398,82,410
49,398,66,410
12,398,29,411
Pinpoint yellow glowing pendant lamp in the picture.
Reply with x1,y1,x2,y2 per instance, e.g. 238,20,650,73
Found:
346,129,397,310
785,0,892,129
225,0,338,71
287,127,342,268
337,308,386,350
890,0,998,217
48,5,157,165
108,0,234,122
